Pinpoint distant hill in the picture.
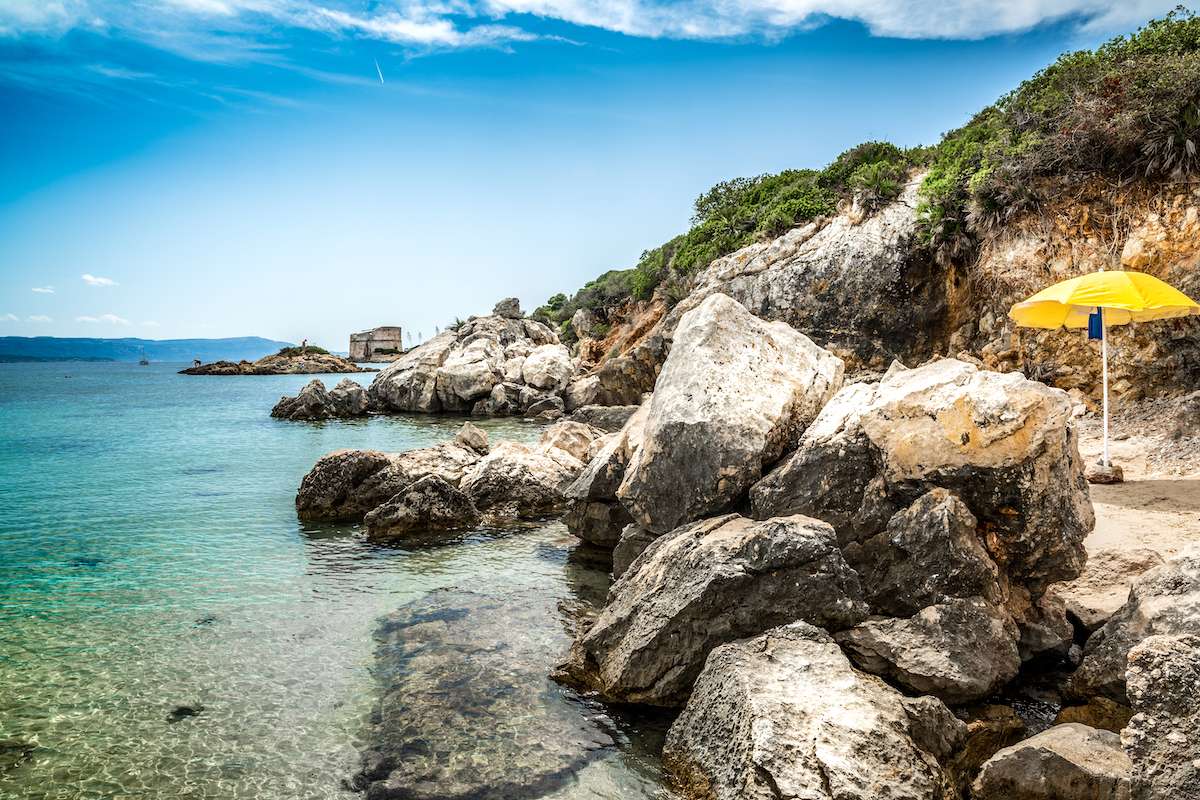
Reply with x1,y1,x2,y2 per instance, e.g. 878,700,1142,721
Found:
0,336,294,363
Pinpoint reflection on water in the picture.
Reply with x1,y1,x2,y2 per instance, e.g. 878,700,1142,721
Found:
0,362,671,799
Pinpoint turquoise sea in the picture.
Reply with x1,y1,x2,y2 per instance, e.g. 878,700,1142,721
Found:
0,362,669,800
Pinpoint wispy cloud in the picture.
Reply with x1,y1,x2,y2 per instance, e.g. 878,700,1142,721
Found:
32,285,55,293
28,314,53,322
0,313,17,322
76,313,130,324
81,273,118,286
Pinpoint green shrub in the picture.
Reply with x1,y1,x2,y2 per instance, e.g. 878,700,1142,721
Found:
277,345,331,357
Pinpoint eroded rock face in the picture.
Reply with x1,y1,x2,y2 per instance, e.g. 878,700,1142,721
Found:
271,378,370,420
1124,634,1200,800
752,358,1093,593
558,514,866,706
563,403,648,547
662,622,946,800
363,475,481,540
459,441,582,520
355,589,614,800
836,597,1021,705
537,420,604,463
1070,550,1200,703
1058,548,1165,633
368,310,564,416
971,723,1131,800
617,293,844,534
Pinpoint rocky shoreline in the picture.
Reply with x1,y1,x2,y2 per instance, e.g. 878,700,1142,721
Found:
294,290,1197,800
181,351,373,375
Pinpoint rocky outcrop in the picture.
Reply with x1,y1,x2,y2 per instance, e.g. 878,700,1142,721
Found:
611,524,656,579
458,441,583,520
363,475,481,540
270,378,369,420
1124,634,1200,800
1058,548,1165,633
354,589,614,800
1070,550,1200,703
971,723,1131,800
368,308,565,416
181,351,373,375
836,597,1021,704
557,514,866,706
537,421,603,463
751,358,1093,593
662,622,947,800
452,422,489,454
617,293,844,534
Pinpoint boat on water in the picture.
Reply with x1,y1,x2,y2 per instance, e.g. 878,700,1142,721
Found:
138,348,150,366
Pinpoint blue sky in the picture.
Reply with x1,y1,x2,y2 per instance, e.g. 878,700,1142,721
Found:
0,1,1187,349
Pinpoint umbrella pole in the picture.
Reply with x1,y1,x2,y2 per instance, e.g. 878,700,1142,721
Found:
1101,308,1110,467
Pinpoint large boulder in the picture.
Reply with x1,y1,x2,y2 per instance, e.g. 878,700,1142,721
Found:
835,597,1021,705
971,723,1131,800
557,514,867,706
363,475,481,540
271,378,336,420
296,444,480,521
662,622,947,800
751,358,1093,593
369,330,458,412
435,338,503,410
459,441,582,519
565,404,640,432
1124,634,1200,800
617,293,844,534
537,420,604,463
1070,550,1200,703
328,378,370,416
522,344,573,392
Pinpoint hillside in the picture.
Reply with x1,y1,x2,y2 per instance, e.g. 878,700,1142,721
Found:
536,10,1200,406
0,336,293,363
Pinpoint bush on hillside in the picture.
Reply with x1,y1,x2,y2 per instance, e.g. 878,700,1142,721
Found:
276,345,331,357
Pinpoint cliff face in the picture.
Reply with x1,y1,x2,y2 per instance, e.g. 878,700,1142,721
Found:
569,180,1199,408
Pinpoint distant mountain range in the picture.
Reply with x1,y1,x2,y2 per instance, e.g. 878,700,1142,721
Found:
0,336,294,363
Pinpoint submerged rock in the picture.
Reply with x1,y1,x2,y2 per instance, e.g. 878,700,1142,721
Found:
1124,633,1200,800
355,589,614,800
971,723,1131,800
1070,550,1200,703
617,293,844,534
558,514,866,706
662,622,947,800
363,475,481,540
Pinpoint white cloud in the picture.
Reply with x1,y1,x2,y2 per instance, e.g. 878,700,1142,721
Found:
0,313,17,322
76,313,130,324
81,273,118,286
32,285,55,293
28,314,53,322
0,0,1184,51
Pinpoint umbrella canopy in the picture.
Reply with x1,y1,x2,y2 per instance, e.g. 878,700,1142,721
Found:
1010,269,1200,329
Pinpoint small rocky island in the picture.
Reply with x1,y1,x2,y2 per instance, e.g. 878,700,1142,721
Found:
180,347,374,375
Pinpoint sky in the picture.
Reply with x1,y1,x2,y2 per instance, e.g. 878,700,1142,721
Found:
0,0,1190,349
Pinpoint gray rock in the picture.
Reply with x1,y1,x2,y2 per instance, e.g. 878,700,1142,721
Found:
854,488,1002,616
752,358,1093,593
459,441,582,520
565,404,640,433
971,723,1131,800
521,344,573,393
1070,550,1200,703
363,475,481,540
617,293,844,534
901,695,969,762
271,378,335,420
369,330,458,412
1012,587,1074,663
612,524,656,579
453,422,489,454
1124,634,1200,800
562,501,632,549
537,420,605,463
570,307,600,340
836,597,1021,705
559,514,867,706
492,297,522,318
563,403,648,547
328,378,370,416
662,622,946,800
435,338,503,409
1058,548,1165,633
354,589,614,800
523,396,565,419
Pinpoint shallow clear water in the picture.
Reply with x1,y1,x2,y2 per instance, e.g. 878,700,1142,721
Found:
0,362,670,800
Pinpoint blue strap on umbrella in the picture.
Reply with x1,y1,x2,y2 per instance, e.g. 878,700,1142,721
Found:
1088,308,1104,340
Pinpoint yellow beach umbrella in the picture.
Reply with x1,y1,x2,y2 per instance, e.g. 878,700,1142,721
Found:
1009,269,1200,467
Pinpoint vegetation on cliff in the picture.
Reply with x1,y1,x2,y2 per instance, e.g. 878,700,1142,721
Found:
535,9,1200,339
